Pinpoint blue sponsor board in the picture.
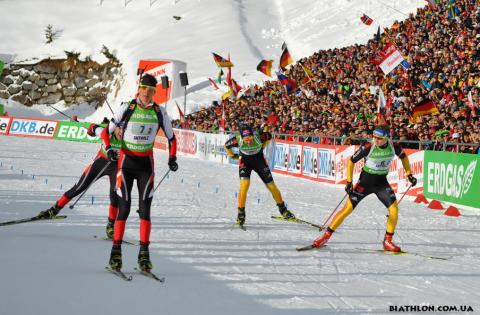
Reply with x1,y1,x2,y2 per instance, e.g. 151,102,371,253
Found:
318,149,334,178
302,146,317,177
273,142,288,171
288,145,301,173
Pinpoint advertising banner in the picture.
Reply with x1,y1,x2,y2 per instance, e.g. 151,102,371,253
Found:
137,59,187,105
287,144,302,174
273,141,289,171
54,121,100,143
174,129,197,155
8,117,57,138
0,116,11,135
424,151,480,208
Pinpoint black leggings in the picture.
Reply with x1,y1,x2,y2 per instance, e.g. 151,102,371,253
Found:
64,156,118,207
116,154,154,221
350,171,397,209
239,153,273,184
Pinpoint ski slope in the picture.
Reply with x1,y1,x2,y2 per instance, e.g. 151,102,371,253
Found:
0,136,479,315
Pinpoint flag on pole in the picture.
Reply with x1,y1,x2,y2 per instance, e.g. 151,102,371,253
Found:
257,60,273,77
176,102,187,128
212,53,234,68
279,48,293,68
231,79,242,95
208,78,219,90
467,90,477,117
219,103,226,132
373,43,405,75
276,71,297,94
217,69,224,84
360,14,373,26
300,65,314,84
222,89,233,101
281,41,287,51
409,98,439,121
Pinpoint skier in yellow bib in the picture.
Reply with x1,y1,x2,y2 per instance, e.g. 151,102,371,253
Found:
312,126,417,252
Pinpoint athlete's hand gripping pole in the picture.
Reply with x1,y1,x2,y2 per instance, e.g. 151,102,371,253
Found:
69,161,112,209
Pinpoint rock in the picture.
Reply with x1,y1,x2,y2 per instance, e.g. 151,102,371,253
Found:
7,84,21,95
45,83,61,93
40,73,55,80
34,63,57,74
86,78,99,88
22,81,38,91
28,90,42,100
60,78,73,87
74,76,87,89
0,90,10,99
47,78,58,84
0,82,7,91
64,96,75,103
37,92,62,104
63,86,77,96
14,76,24,85
36,79,46,87
28,72,41,82
2,75,15,85
11,93,32,106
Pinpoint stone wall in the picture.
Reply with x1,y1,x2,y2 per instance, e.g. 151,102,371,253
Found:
0,56,123,107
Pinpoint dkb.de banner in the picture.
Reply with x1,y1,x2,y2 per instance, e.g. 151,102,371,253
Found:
424,151,480,208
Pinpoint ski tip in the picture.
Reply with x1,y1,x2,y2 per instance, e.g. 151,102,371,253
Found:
296,244,316,251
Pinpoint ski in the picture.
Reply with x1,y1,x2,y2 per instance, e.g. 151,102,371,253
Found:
134,268,165,283
93,235,138,246
296,244,317,251
0,215,67,227
354,248,451,260
105,266,132,281
271,216,323,231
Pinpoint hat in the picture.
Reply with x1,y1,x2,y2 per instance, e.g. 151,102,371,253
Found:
373,128,388,138
452,133,460,139
139,74,157,88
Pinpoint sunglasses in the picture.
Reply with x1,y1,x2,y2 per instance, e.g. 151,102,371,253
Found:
139,84,156,91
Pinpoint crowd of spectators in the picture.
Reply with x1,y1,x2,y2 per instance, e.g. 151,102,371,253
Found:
176,0,480,154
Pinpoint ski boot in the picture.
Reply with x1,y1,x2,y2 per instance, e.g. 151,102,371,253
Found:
138,244,153,272
313,228,333,248
105,219,115,239
236,207,246,226
37,204,61,219
383,232,401,252
109,245,122,271
278,202,296,220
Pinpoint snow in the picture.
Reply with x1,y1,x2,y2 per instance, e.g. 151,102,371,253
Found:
1,136,479,314
1,0,425,121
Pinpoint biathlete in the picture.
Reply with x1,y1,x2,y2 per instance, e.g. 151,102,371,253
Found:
312,126,417,252
224,124,296,228
104,73,178,272
37,123,121,239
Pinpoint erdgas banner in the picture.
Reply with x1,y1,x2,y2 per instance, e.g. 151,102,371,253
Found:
424,151,480,208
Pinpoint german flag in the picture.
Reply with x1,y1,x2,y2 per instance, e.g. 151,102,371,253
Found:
410,99,439,121
279,48,292,68
256,59,273,77
212,53,234,68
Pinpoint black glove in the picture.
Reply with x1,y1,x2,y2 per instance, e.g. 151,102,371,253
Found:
168,156,178,172
407,174,417,187
345,181,353,195
105,146,117,162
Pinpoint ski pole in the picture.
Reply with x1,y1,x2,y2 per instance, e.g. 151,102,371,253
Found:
153,169,171,193
69,161,112,209
47,104,75,121
321,193,347,229
397,184,412,205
